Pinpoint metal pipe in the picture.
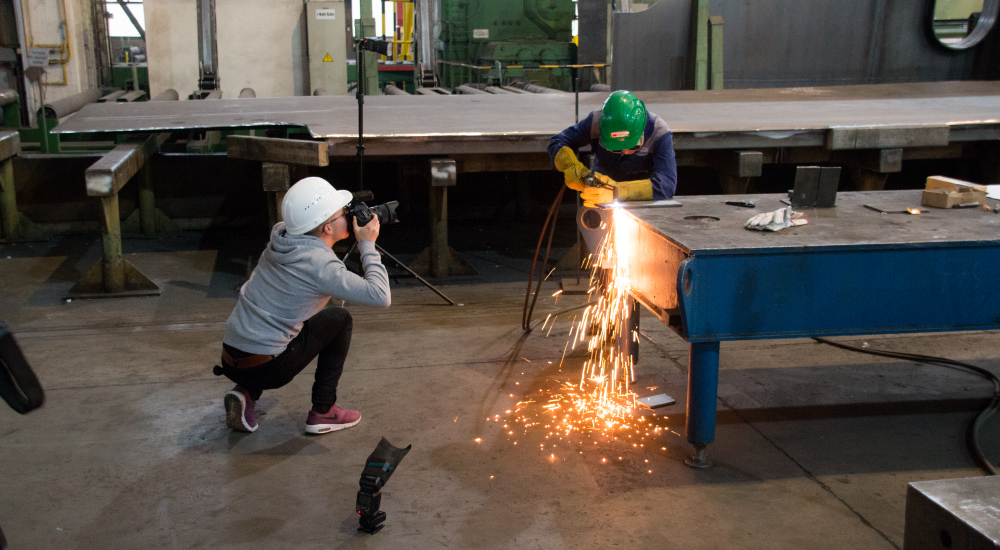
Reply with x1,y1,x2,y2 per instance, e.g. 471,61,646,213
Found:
484,86,512,94
117,90,146,102
590,83,611,92
100,90,127,102
312,88,331,96
0,89,19,106
455,85,489,94
383,85,409,95
238,87,256,98
150,89,179,101
510,81,566,93
203,90,223,100
37,88,100,119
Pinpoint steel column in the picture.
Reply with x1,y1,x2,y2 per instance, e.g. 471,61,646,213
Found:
685,340,719,468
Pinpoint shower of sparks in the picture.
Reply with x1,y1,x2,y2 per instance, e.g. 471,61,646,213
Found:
489,209,674,465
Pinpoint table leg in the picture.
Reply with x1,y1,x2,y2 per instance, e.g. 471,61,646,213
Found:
685,340,720,468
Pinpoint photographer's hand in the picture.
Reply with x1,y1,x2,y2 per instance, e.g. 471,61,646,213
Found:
354,216,380,242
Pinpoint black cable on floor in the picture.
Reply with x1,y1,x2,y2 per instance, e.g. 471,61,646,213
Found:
813,337,999,476
521,187,566,331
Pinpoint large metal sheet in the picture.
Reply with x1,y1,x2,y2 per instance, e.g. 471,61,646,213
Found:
53,82,1000,151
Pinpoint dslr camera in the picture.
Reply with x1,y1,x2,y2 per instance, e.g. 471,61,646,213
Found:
348,190,399,229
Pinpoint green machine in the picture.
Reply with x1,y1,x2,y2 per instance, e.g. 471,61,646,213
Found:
438,0,577,91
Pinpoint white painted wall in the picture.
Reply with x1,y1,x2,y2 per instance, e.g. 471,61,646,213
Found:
144,0,308,98
20,0,98,107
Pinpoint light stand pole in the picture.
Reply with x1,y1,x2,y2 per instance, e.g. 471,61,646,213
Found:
349,38,458,306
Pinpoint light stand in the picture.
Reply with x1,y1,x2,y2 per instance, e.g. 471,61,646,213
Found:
348,38,458,306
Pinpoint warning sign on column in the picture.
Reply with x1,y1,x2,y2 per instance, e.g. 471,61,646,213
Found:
322,53,333,62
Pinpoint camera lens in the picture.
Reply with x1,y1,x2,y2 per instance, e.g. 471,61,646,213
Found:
371,201,399,225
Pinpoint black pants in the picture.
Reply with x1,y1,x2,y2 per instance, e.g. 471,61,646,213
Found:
221,306,353,407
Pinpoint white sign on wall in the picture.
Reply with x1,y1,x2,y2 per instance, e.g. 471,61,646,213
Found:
27,48,49,68
472,29,489,39
315,8,336,19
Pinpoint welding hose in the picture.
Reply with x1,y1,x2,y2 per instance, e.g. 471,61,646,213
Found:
521,186,566,331
814,337,999,476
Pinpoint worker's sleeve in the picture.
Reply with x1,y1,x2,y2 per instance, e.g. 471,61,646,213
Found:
650,132,678,199
547,113,595,165
314,240,391,307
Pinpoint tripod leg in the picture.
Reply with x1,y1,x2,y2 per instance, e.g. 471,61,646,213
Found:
374,243,457,306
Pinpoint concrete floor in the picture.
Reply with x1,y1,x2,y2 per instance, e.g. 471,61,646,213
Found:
0,228,997,549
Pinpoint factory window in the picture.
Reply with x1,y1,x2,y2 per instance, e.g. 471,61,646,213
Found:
105,0,145,64
930,0,998,50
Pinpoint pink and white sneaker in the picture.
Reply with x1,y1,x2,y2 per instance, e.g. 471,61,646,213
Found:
224,385,258,433
305,405,361,434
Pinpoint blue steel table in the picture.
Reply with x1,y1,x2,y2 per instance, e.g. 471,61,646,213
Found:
580,190,1000,468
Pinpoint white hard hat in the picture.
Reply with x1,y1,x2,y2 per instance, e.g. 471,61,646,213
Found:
280,177,353,235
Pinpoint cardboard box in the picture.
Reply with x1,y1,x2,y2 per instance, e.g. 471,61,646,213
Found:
921,176,988,208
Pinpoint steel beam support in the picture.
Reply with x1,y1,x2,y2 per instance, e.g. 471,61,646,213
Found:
100,194,125,293
684,340,719,468
197,0,219,77
86,134,166,197
71,134,164,297
709,16,724,90
693,0,709,90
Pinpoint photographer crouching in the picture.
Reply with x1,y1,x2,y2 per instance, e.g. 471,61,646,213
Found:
214,176,390,435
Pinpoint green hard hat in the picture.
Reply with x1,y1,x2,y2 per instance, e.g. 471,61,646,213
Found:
600,90,646,151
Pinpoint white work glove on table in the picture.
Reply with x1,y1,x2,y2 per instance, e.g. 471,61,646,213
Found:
744,206,808,231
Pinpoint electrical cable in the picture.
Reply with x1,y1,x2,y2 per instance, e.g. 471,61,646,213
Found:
813,337,999,476
521,186,566,331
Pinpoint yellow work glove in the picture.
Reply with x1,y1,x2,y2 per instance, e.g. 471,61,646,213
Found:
580,186,614,207
554,146,591,192
589,173,654,202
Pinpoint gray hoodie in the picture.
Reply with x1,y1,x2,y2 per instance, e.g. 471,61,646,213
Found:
223,222,390,355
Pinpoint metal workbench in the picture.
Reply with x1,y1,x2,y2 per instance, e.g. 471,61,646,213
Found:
584,190,1000,467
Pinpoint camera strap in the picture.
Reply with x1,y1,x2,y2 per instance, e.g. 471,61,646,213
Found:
0,323,44,414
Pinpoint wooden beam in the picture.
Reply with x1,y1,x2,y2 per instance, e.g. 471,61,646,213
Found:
85,133,167,197
827,126,949,150
227,135,329,166
262,162,291,192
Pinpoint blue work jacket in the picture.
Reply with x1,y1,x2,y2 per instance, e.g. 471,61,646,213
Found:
547,110,678,199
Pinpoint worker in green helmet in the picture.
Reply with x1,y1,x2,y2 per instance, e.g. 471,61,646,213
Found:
548,90,677,206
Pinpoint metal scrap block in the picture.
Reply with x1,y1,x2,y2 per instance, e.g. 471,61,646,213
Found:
904,476,1000,550
429,158,456,187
